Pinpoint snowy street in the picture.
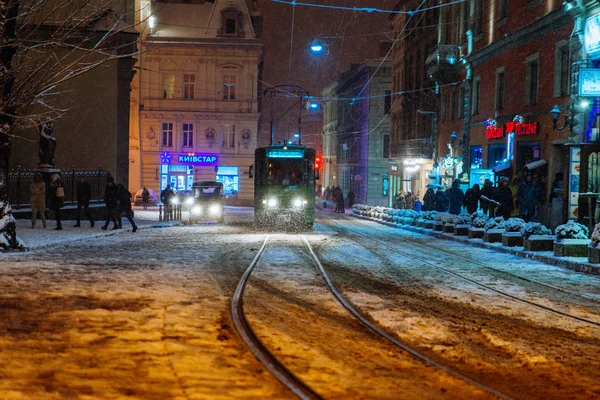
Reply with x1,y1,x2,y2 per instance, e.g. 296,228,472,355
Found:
1,209,600,399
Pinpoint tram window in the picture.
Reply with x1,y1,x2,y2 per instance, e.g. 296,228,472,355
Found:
267,158,304,186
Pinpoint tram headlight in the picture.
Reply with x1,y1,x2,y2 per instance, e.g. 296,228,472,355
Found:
267,197,278,208
209,204,221,215
293,197,303,208
185,197,194,205
191,205,202,215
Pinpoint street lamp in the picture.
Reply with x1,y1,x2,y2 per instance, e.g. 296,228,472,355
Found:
551,104,572,131
310,39,324,53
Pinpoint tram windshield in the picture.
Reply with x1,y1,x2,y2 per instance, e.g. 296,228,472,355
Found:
267,158,305,186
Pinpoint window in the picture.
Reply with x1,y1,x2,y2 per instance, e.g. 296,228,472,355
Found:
441,94,447,122
216,166,239,195
498,0,508,21
163,73,175,99
525,56,539,106
443,8,451,43
450,88,456,120
458,86,465,118
460,2,469,43
223,74,236,100
182,123,193,147
472,77,481,115
223,124,235,148
162,122,173,147
220,8,242,37
555,43,570,98
384,90,391,114
488,143,507,168
383,135,390,158
474,0,484,36
225,19,236,34
495,68,505,112
183,74,195,100
470,146,483,169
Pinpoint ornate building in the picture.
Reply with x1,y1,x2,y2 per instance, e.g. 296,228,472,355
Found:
130,0,262,204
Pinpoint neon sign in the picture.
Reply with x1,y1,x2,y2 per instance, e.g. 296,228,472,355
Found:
485,116,538,139
585,14,600,57
486,127,504,139
159,152,218,164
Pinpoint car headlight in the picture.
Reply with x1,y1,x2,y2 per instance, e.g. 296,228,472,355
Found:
171,197,179,205
267,197,278,208
209,204,221,215
191,205,202,215
293,197,303,208
185,197,194,205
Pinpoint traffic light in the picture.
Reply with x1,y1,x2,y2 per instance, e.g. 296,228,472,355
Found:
315,156,321,180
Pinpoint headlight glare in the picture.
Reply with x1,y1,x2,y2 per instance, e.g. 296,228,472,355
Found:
185,197,194,205
293,197,303,208
267,197,278,208
191,205,202,215
209,204,221,215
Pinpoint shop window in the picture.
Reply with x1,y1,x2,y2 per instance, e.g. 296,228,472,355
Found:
487,143,507,168
525,55,539,106
182,123,193,147
223,74,236,100
183,74,195,100
472,77,480,115
163,73,175,99
470,146,483,169
223,124,235,148
216,166,239,195
160,165,193,192
162,122,173,147
495,68,505,112
383,135,390,158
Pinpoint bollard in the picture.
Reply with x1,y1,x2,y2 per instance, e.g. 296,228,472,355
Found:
159,204,163,222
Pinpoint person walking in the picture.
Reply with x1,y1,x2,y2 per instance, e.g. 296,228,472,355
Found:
49,174,64,230
30,173,47,229
393,190,406,209
494,177,514,220
517,173,539,222
435,187,449,212
101,177,119,230
160,185,175,219
74,176,94,227
324,186,331,201
347,189,355,208
463,184,480,214
414,197,423,212
446,180,465,215
116,183,138,232
480,179,495,217
423,188,436,211
142,187,150,210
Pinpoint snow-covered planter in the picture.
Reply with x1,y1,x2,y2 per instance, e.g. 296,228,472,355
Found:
471,215,489,229
503,218,526,233
484,217,505,232
520,223,555,251
468,214,488,239
452,214,471,236
554,221,589,257
501,218,526,247
434,213,449,231
520,222,552,239
483,217,505,243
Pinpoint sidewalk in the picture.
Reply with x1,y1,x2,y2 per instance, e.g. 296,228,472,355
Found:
14,209,181,251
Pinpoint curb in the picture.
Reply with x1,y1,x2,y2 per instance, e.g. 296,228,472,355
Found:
351,214,600,277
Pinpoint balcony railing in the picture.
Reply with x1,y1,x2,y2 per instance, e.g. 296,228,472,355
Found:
391,138,433,160
426,44,460,84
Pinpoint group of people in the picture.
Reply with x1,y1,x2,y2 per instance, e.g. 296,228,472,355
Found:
29,173,137,232
392,191,420,211
321,185,355,213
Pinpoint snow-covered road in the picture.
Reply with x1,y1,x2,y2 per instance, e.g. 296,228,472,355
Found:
0,210,599,399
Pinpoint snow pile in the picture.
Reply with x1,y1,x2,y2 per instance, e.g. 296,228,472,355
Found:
503,218,526,233
520,222,552,239
484,217,505,232
452,214,471,225
471,213,489,228
555,220,589,240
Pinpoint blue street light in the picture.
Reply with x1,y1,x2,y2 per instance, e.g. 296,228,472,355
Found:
310,39,324,53
293,133,300,139
309,102,319,109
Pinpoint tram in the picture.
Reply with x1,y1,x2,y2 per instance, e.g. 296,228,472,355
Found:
253,144,317,229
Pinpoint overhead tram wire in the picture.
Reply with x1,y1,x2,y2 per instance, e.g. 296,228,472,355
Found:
271,0,466,15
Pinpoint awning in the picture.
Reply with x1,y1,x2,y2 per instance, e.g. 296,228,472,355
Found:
492,163,511,173
524,159,547,170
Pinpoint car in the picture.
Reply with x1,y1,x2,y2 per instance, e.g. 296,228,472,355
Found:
189,181,224,223
133,188,159,206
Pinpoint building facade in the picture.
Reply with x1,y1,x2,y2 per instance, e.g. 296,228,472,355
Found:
129,0,262,205
322,60,392,206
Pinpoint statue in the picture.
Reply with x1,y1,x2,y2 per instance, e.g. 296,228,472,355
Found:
38,121,56,167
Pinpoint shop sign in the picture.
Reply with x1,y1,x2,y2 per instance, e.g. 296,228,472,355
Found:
160,151,218,164
506,121,538,136
486,127,504,139
585,14,600,57
579,68,600,96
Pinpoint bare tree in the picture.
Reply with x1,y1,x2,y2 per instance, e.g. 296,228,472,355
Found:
0,0,145,249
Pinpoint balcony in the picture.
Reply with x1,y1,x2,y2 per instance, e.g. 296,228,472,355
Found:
391,138,433,160
425,44,460,84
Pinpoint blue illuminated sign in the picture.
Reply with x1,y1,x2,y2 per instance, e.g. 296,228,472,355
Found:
160,151,218,164
267,150,304,158
586,14,600,57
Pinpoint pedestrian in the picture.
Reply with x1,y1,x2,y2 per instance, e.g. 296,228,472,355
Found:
347,189,355,207
142,187,150,210
405,191,415,210
446,180,465,215
335,188,345,213
517,173,539,222
74,176,94,227
29,173,47,229
317,184,322,197
414,197,422,212
494,177,514,220
49,174,64,230
116,183,138,232
324,186,331,201
480,179,495,217
393,190,406,209
160,184,175,218
463,184,480,214
435,187,449,212
423,188,436,211
101,176,119,230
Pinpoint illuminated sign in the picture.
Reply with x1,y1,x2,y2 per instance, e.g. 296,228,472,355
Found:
585,14,600,57
579,68,600,96
486,119,538,139
159,151,218,164
486,127,504,139
506,132,515,160
267,150,304,158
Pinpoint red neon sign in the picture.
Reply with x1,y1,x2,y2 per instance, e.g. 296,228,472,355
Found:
486,127,505,139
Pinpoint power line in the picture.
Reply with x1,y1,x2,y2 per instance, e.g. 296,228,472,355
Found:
272,0,465,15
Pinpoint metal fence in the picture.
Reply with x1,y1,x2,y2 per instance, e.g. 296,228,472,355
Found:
8,167,109,208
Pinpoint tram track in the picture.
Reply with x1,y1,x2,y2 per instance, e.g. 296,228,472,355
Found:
231,233,513,399
323,216,600,328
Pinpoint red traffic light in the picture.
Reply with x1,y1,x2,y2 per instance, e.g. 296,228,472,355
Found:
315,156,321,170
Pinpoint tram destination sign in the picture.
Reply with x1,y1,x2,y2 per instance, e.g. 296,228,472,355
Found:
267,149,304,158
160,151,218,164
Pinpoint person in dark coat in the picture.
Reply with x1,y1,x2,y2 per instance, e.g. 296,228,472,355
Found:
494,177,514,220
446,180,465,214
49,174,64,230
101,177,119,230
464,184,480,214
423,188,436,211
334,186,345,213
480,179,495,217
74,176,94,227
517,173,539,222
116,183,138,232
435,188,449,212
347,189,355,207
161,185,175,218
142,187,150,210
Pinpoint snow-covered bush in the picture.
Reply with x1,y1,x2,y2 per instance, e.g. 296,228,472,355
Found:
404,210,419,220
471,212,488,222
591,223,600,248
434,212,451,224
484,217,505,232
453,214,472,225
421,211,437,221
555,220,589,240
520,222,552,239
503,218,526,233
471,215,488,228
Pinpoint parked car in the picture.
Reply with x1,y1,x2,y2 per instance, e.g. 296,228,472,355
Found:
133,188,159,206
